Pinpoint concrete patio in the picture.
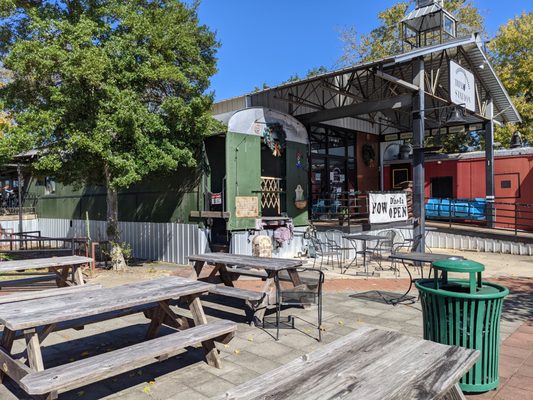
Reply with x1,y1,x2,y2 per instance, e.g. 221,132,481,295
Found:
0,251,531,400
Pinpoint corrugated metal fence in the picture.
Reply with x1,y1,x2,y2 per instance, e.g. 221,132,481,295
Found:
38,218,209,264
4,217,530,264
0,218,39,235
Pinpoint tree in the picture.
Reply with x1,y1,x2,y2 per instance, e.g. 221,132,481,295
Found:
489,12,533,147
0,0,219,269
338,1,485,65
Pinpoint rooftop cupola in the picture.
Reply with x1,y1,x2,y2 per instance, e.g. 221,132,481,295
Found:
401,0,457,50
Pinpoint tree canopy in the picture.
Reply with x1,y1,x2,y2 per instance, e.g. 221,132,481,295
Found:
489,12,533,146
0,0,219,188
0,0,220,267
338,0,485,66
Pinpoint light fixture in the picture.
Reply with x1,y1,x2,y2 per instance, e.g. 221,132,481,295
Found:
510,131,522,148
446,106,466,124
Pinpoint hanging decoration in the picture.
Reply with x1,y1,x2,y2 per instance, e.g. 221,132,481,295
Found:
362,144,376,167
296,151,303,168
262,123,286,157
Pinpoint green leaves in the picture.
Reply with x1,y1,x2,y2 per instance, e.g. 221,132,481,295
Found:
489,12,533,146
338,0,486,66
0,0,219,189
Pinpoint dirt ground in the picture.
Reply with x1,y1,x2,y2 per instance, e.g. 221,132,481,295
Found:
88,248,533,289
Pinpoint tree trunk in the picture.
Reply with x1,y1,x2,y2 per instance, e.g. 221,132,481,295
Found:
104,164,128,271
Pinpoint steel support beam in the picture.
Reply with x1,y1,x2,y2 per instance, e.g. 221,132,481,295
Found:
296,94,412,124
412,58,426,252
17,164,23,234
485,99,495,228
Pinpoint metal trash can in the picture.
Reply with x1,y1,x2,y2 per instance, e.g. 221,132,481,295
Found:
415,258,509,393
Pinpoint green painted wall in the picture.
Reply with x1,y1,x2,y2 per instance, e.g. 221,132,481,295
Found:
225,131,261,231
286,142,309,226
26,168,204,223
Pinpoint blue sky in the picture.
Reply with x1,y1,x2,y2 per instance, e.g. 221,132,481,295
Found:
195,0,531,101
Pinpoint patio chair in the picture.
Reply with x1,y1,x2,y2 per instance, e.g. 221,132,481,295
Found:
308,235,340,271
367,230,397,270
391,232,425,277
274,267,324,342
324,229,352,270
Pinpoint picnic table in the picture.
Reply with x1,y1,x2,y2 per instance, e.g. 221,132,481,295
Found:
218,325,479,400
387,252,465,305
0,255,93,289
0,276,237,400
188,253,303,325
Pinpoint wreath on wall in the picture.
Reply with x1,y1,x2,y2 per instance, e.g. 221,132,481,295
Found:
262,123,287,157
362,143,376,167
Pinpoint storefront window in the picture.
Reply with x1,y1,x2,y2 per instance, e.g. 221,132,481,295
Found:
309,125,357,219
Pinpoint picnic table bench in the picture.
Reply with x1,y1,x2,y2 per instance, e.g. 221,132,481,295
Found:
188,253,303,325
0,255,93,289
218,326,479,400
0,276,237,400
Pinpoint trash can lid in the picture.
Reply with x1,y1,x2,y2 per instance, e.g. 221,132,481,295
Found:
432,258,484,273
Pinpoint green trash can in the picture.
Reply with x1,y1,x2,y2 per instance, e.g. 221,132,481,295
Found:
415,258,509,393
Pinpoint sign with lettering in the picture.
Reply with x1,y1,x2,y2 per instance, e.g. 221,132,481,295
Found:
235,196,259,218
210,193,222,205
450,60,475,112
369,193,408,224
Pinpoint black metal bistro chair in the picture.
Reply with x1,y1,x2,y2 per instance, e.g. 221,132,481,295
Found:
368,230,397,270
308,235,340,271
273,268,324,342
324,229,352,271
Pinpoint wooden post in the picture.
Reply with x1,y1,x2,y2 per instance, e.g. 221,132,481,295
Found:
186,294,221,368
24,329,44,371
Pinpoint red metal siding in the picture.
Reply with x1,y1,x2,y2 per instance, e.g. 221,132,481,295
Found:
383,153,533,230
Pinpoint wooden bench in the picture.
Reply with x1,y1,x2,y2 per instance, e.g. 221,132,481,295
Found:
225,266,268,279
0,277,236,400
209,285,264,302
217,326,479,400
19,320,237,398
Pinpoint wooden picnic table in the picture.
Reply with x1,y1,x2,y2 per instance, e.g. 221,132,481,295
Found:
0,276,237,400
188,253,303,325
0,255,93,289
218,325,479,400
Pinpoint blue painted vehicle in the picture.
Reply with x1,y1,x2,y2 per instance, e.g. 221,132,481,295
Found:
426,198,486,221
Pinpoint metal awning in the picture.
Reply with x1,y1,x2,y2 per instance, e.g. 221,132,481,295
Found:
213,34,521,134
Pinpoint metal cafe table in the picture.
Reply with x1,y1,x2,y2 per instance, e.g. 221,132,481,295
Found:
387,252,465,305
342,234,385,276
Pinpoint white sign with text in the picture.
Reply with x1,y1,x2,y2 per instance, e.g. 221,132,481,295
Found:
450,60,475,112
369,193,408,224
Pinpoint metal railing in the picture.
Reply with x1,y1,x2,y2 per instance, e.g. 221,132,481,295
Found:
0,233,90,257
425,198,533,235
311,191,369,229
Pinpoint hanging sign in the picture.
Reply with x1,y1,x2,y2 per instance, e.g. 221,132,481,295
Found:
369,193,408,224
210,193,222,205
450,61,475,112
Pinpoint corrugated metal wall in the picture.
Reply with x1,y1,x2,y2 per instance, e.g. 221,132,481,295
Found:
231,226,533,257
30,218,533,265
38,218,209,264
0,218,39,234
